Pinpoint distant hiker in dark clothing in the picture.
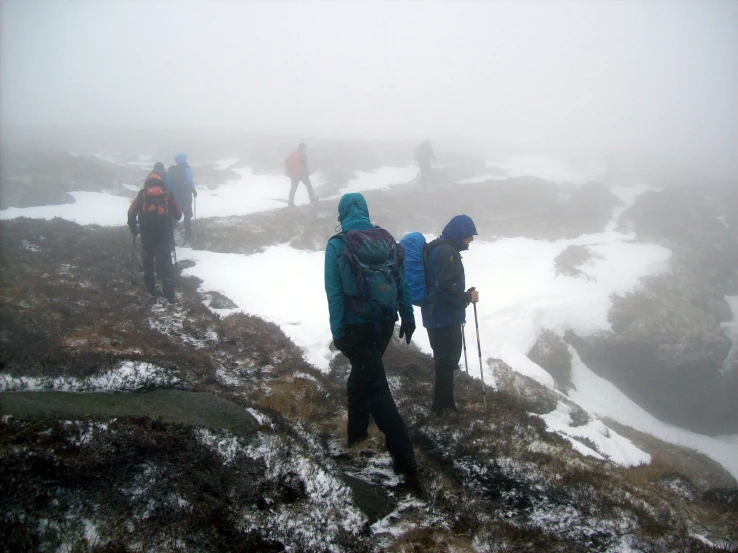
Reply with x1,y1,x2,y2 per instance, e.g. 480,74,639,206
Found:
414,139,436,188
167,153,197,242
421,215,479,414
149,161,170,185
285,143,317,206
128,173,183,301
324,193,420,491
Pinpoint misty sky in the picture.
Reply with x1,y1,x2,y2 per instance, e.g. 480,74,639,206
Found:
2,0,737,175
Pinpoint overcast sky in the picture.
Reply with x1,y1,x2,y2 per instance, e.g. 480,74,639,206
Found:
2,0,737,175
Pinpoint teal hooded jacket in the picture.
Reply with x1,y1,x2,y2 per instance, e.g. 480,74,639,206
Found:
324,193,414,339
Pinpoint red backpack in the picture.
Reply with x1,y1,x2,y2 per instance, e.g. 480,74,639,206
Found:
284,151,303,178
141,174,170,222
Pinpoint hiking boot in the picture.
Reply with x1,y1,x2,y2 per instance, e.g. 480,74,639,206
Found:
144,274,156,296
162,279,175,301
347,433,369,448
403,468,423,496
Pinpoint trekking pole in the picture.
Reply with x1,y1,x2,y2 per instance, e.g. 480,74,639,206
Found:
471,288,487,412
461,323,469,375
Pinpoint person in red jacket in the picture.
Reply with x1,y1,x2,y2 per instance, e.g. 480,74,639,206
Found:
127,173,183,301
284,143,317,207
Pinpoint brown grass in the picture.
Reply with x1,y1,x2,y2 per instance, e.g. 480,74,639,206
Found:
388,528,477,553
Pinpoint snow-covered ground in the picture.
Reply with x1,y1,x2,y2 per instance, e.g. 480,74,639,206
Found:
459,156,605,185
196,168,310,213
0,191,132,226
332,165,418,197
2,156,737,480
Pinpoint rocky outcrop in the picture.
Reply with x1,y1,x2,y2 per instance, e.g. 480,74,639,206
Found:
527,329,573,390
567,183,738,434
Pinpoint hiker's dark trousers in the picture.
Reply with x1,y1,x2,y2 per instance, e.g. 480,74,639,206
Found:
177,190,194,237
141,230,174,298
427,324,463,411
340,320,416,473
418,162,432,188
289,175,317,206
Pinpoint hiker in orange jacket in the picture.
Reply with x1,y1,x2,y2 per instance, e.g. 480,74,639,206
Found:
284,143,317,207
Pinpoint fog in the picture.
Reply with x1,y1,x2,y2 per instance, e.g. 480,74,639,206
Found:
2,0,737,177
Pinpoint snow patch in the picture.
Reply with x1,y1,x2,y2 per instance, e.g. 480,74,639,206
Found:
485,156,605,185
0,361,182,392
540,401,650,467
333,165,419,196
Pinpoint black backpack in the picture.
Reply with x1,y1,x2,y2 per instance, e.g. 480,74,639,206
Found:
167,164,187,190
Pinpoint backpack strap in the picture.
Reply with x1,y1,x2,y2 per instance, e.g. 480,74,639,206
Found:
335,231,382,332
422,238,454,312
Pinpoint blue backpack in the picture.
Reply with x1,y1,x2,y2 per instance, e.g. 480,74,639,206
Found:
334,228,406,329
399,232,453,306
399,232,429,306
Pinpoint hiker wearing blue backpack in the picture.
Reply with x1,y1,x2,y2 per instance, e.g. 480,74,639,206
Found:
324,193,420,492
401,215,479,415
167,154,197,243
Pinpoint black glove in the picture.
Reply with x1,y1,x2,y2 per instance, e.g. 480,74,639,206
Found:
465,286,476,306
333,336,346,352
192,189,198,198
129,224,139,236
399,320,416,344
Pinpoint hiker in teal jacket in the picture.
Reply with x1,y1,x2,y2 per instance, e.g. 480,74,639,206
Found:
324,193,420,491
325,194,415,338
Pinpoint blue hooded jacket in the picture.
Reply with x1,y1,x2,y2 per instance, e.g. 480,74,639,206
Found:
420,215,477,328
168,153,196,205
324,193,414,339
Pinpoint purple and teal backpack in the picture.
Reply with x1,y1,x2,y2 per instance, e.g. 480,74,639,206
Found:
334,227,406,329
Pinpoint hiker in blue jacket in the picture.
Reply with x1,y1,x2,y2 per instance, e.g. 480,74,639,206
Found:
324,193,420,491
167,153,197,243
422,215,479,415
